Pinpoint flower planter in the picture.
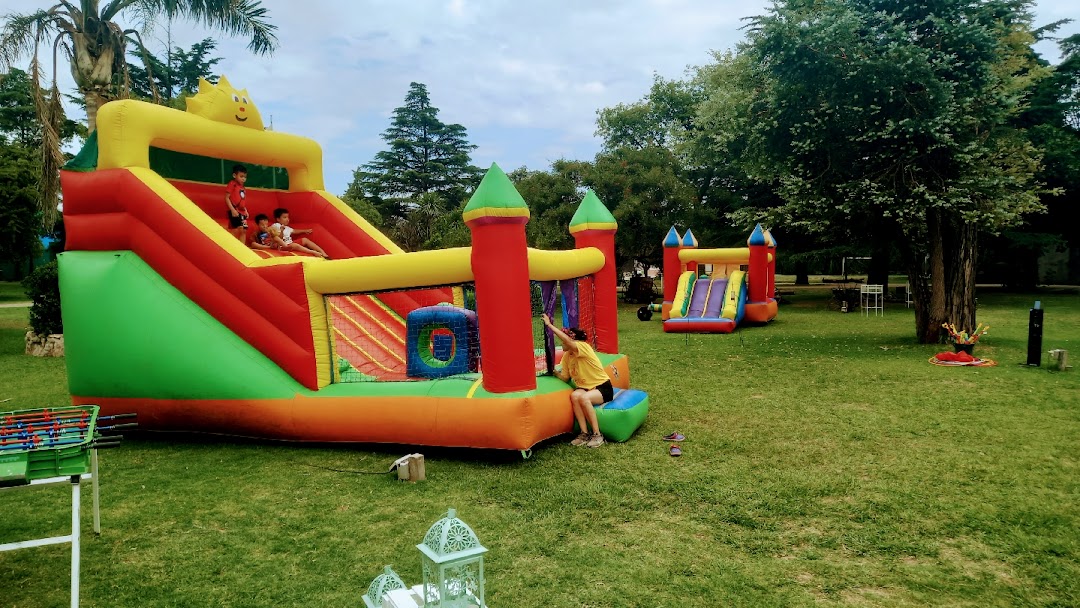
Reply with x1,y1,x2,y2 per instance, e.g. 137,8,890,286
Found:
953,343,974,355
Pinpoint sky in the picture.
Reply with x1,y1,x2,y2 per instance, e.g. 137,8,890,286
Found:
37,0,1080,195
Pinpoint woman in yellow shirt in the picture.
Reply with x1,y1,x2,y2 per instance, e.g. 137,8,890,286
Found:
541,314,613,448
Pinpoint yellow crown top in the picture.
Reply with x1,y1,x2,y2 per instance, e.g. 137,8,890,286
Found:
184,75,265,130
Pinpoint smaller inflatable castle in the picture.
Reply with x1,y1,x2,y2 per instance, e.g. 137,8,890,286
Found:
659,225,778,333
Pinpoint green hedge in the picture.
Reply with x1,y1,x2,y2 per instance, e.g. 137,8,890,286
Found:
22,260,62,335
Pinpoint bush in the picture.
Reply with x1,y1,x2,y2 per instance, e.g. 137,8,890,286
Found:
22,260,62,335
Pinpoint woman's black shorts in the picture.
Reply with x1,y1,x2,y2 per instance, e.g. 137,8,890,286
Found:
229,214,247,229
591,380,614,404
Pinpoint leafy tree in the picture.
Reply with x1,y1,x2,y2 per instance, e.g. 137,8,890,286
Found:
22,259,61,335
128,37,221,104
596,71,768,269
1,1,275,131
0,67,79,275
422,201,472,250
511,163,582,251
1006,31,1080,286
718,0,1047,342
348,82,481,223
596,74,701,151
0,0,276,227
0,68,83,148
512,149,700,272
340,193,383,229
0,68,39,147
585,147,700,270
0,141,42,278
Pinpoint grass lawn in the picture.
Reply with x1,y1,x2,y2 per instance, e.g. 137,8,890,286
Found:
1,289,1078,607
0,281,28,303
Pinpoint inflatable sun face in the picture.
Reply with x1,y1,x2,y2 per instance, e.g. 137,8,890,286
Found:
184,76,265,130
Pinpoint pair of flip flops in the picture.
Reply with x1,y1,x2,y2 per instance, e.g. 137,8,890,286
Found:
663,432,684,456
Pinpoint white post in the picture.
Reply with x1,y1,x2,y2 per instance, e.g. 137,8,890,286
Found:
91,449,101,534
71,476,81,608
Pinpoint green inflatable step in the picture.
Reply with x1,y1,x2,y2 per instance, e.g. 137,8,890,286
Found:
590,388,649,442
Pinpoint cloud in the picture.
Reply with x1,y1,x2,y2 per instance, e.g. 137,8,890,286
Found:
34,0,1080,195
447,0,467,19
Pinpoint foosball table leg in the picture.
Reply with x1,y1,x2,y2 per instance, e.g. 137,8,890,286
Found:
91,449,101,535
70,475,81,608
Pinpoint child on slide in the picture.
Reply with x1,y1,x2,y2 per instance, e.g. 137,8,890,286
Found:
249,214,280,251
540,313,613,448
224,164,249,242
271,207,329,259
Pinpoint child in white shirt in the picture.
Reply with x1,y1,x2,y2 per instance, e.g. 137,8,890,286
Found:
271,207,329,259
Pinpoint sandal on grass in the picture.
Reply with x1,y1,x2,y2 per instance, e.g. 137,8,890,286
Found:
662,432,685,442
669,444,682,457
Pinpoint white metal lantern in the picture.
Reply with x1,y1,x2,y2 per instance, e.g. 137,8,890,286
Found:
416,508,487,608
363,565,407,608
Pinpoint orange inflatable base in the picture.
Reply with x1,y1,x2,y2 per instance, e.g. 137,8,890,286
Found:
73,392,576,451
71,356,633,452
742,300,778,324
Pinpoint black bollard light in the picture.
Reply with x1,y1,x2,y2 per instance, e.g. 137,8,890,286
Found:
1026,300,1043,366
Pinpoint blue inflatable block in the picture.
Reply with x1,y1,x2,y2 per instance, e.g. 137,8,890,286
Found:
406,306,478,379
432,332,453,361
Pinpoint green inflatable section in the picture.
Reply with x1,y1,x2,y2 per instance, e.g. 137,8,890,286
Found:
63,130,289,189
59,251,608,402
593,394,650,442
59,251,303,399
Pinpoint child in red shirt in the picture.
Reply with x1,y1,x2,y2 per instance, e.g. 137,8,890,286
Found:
225,164,249,242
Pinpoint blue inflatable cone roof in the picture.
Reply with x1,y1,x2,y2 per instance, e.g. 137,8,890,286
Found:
748,224,767,246
663,226,681,248
681,228,698,248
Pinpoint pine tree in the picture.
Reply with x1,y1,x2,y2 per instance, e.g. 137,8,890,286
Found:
348,82,480,222
128,38,223,104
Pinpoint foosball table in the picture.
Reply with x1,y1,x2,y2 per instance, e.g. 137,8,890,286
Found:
0,405,136,607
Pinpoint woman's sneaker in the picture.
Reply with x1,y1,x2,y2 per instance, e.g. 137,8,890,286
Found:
569,432,590,446
586,433,605,448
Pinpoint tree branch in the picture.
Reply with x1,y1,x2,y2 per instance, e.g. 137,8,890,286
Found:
123,28,161,103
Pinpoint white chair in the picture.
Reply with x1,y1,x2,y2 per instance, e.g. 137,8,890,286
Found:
905,284,912,308
860,284,883,316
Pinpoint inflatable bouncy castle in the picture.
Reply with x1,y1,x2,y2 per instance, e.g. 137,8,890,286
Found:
58,77,648,452
659,225,778,333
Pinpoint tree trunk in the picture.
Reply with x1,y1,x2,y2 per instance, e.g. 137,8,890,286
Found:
943,214,978,333
83,90,109,133
794,260,809,285
922,210,949,344
868,235,891,292
903,237,931,342
70,24,124,133
1011,245,1039,291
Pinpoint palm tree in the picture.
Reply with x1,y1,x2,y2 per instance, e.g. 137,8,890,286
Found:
0,0,276,225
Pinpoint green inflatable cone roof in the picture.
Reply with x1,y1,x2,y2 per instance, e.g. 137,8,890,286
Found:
569,190,617,233
462,163,530,223
64,130,99,172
